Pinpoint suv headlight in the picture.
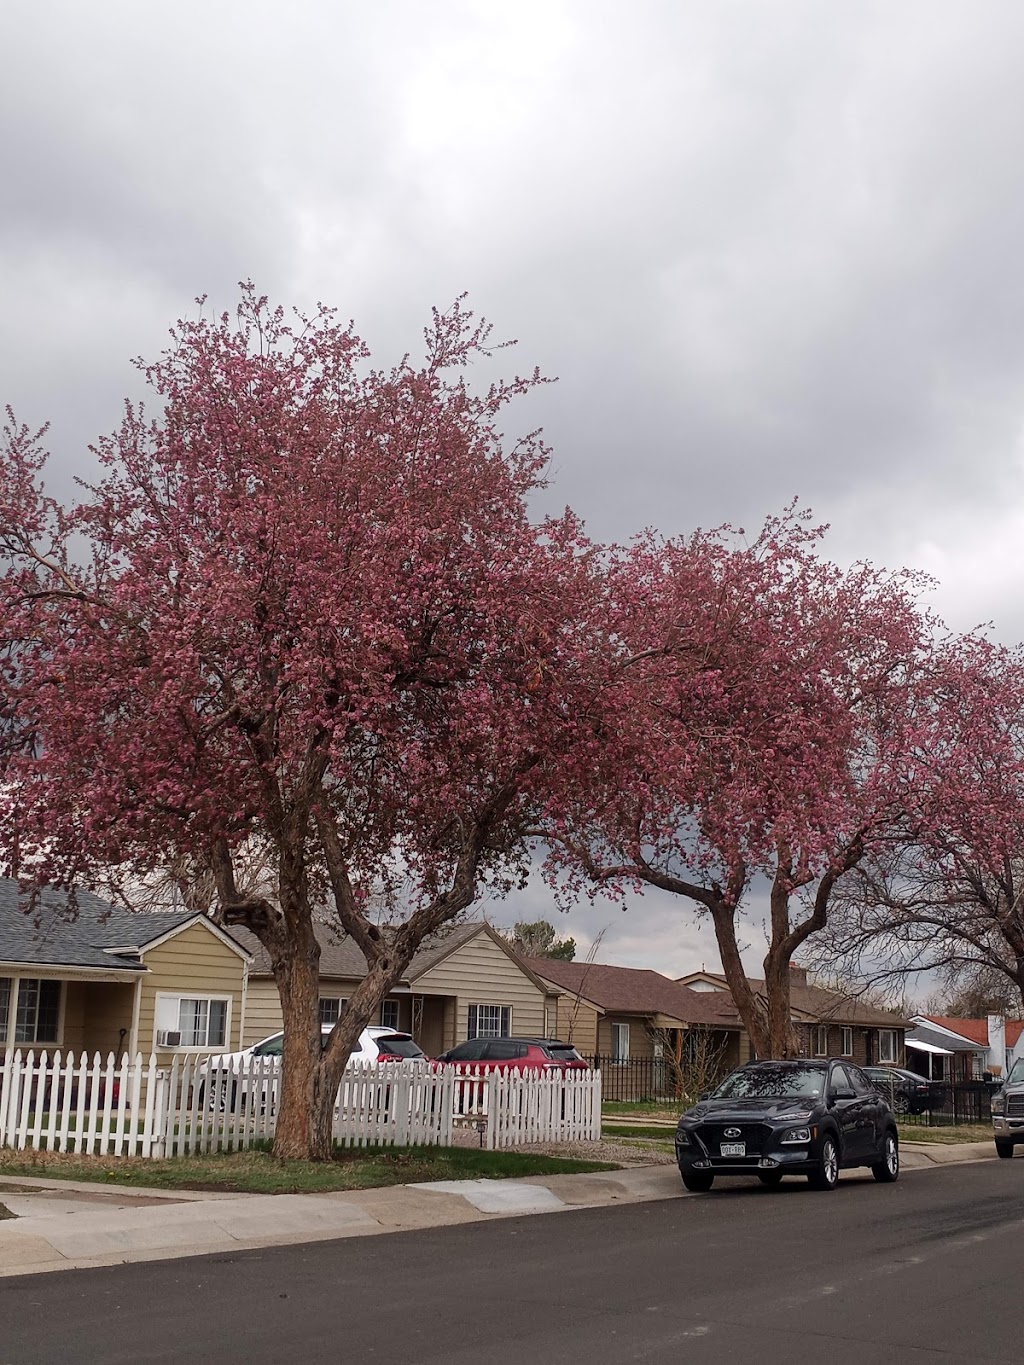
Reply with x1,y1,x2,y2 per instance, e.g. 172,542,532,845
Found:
781,1126,812,1145
991,1096,1005,1115
675,1129,690,1146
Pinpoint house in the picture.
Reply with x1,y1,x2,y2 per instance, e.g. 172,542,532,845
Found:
522,957,745,1070
905,1015,1024,1081
0,879,251,1058
676,966,907,1068
232,921,562,1055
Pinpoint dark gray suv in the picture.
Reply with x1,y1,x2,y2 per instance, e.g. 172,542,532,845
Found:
992,1056,1024,1157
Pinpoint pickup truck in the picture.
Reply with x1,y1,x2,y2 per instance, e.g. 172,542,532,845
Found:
991,1056,1024,1157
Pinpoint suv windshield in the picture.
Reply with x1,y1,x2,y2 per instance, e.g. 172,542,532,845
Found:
713,1065,825,1100
1006,1057,1024,1085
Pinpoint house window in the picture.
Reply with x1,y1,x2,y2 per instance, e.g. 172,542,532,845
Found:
381,1000,400,1030
155,994,229,1048
841,1027,854,1057
878,1030,897,1064
815,1025,828,1057
14,979,62,1045
319,998,347,1026
611,1022,630,1062
0,977,10,1044
467,1004,511,1039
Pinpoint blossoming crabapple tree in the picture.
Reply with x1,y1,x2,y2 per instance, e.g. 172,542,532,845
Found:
0,289,611,1159
545,512,985,1059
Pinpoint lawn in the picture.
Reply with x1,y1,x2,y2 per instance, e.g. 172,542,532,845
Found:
603,1123,677,1140
898,1124,992,1144
0,1145,620,1195
602,1100,682,1119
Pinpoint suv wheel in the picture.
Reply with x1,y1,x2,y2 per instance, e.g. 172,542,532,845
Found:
872,1130,900,1183
996,1139,1015,1159
808,1135,840,1191
681,1169,714,1193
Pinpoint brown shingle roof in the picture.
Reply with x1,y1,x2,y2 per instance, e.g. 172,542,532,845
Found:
523,958,742,1028
681,972,905,1028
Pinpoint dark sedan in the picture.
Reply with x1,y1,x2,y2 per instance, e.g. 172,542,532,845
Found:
675,1058,899,1192
862,1065,946,1115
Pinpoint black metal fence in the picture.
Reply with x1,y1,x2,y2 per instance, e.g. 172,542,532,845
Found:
881,1079,995,1128
587,1056,688,1104
590,1058,997,1127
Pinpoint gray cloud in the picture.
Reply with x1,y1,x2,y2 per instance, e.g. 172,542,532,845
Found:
4,0,1024,970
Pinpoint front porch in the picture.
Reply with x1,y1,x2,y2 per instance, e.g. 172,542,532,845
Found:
1,972,140,1058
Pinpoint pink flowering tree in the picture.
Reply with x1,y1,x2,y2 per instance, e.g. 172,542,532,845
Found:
545,512,979,1059
0,288,610,1160
817,637,1024,1014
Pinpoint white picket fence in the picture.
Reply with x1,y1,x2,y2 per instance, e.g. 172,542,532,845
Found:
0,1049,602,1157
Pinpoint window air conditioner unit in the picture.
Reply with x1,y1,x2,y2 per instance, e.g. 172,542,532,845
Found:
157,1030,182,1047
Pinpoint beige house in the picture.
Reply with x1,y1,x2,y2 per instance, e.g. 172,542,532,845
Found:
233,921,561,1055
0,880,251,1059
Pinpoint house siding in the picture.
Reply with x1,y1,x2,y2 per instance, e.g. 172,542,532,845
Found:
550,993,601,1054
137,922,247,1056
414,931,549,1047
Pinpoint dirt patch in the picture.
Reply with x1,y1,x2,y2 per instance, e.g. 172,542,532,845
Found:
507,1139,674,1166
0,1203,16,1221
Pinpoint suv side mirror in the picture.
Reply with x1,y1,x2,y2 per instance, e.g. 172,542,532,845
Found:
831,1087,856,1102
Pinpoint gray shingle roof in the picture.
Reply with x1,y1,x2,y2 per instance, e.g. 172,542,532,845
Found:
234,919,488,982
0,879,198,971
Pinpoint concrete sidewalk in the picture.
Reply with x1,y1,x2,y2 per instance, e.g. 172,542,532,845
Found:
0,1140,996,1279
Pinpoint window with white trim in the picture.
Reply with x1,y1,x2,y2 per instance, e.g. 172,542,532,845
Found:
878,1029,897,1064
0,977,11,1044
815,1025,828,1057
841,1027,854,1057
319,997,347,1026
155,994,229,1048
467,1004,511,1039
611,1022,630,1062
14,978,62,1044
381,999,400,1031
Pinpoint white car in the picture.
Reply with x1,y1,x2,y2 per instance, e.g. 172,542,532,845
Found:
198,1026,428,1110
209,1025,427,1071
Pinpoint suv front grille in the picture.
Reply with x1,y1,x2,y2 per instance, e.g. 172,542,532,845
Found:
693,1123,771,1157
1006,1094,1024,1118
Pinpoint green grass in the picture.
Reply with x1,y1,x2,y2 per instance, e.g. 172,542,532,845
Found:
602,1101,682,1118
898,1124,992,1144
603,1123,678,1140
0,1145,620,1195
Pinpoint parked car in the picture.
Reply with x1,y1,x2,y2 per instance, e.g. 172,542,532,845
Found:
437,1037,588,1072
199,1026,428,1108
991,1055,1024,1158
209,1025,427,1071
862,1065,946,1115
675,1058,900,1193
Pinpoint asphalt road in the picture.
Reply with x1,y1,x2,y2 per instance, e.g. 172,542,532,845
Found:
3,1162,1024,1364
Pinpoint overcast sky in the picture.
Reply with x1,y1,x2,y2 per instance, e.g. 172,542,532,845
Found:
5,1,1024,975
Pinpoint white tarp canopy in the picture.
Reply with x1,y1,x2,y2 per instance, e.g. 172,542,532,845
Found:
905,1038,954,1056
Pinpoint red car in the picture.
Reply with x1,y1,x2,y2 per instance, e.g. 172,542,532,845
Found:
437,1037,588,1072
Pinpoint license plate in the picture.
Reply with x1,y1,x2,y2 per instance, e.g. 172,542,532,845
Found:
720,1142,745,1157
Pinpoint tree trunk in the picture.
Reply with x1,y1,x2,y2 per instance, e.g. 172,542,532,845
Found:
270,919,323,1161
762,949,797,1058
708,897,771,1060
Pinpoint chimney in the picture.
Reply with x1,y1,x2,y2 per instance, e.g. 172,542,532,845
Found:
988,1014,1007,1077
790,965,809,988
